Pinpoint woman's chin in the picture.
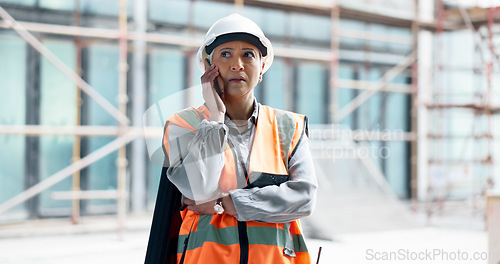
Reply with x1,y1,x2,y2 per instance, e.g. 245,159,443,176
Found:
224,86,249,95
223,90,253,102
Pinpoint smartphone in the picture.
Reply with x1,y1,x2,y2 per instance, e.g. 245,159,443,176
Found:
207,58,223,98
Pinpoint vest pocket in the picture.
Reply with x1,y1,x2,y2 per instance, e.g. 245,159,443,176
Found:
283,247,296,258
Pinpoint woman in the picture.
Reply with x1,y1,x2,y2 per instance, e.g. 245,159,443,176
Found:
146,14,317,264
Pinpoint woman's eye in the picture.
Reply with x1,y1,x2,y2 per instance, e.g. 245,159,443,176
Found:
244,52,255,58
221,51,231,58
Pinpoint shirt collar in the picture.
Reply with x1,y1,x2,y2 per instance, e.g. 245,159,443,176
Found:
250,97,259,125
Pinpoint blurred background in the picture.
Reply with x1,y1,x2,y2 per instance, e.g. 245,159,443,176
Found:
0,0,499,263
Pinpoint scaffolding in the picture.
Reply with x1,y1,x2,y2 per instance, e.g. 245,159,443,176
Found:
0,0,497,235
423,0,498,219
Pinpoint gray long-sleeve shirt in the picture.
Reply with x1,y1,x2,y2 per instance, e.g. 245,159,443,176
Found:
166,100,317,223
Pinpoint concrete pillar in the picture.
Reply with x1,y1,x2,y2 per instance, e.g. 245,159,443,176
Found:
488,192,500,264
131,0,148,213
416,0,434,202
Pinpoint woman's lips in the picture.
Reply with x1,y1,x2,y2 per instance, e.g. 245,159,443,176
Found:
229,77,246,82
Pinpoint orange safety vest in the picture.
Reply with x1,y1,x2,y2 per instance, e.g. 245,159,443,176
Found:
164,104,311,264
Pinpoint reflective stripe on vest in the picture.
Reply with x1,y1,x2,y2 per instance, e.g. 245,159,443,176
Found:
165,104,310,264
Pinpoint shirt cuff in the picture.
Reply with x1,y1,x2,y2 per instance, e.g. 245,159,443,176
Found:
228,188,259,221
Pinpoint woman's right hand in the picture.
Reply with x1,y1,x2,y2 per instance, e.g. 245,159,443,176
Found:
202,59,225,122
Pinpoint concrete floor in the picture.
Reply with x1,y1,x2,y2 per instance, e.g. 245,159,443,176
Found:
0,162,492,264
0,198,492,264
0,190,492,264
0,226,488,264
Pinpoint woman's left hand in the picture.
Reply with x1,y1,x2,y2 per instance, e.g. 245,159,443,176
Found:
184,196,237,216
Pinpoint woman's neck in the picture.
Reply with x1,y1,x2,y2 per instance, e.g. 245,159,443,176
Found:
224,94,254,121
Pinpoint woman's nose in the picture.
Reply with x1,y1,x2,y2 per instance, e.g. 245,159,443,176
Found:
231,57,244,71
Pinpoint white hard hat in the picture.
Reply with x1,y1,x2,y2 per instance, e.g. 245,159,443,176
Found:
197,13,274,74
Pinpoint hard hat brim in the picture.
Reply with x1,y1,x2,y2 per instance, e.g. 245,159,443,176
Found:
205,32,268,57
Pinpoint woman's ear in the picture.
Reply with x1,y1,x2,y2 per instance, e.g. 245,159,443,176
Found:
258,62,265,82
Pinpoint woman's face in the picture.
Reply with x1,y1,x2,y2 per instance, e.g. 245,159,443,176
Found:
211,41,265,99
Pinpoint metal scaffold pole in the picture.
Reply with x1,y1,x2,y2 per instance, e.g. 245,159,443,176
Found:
71,0,83,225
0,131,139,215
117,0,129,239
486,6,495,192
333,51,416,123
186,0,197,107
410,0,420,210
131,0,148,214
235,0,244,14
0,5,129,126
428,0,445,218
416,0,433,203
330,0,340,124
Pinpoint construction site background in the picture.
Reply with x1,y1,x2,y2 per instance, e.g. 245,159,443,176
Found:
0,0,499,263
